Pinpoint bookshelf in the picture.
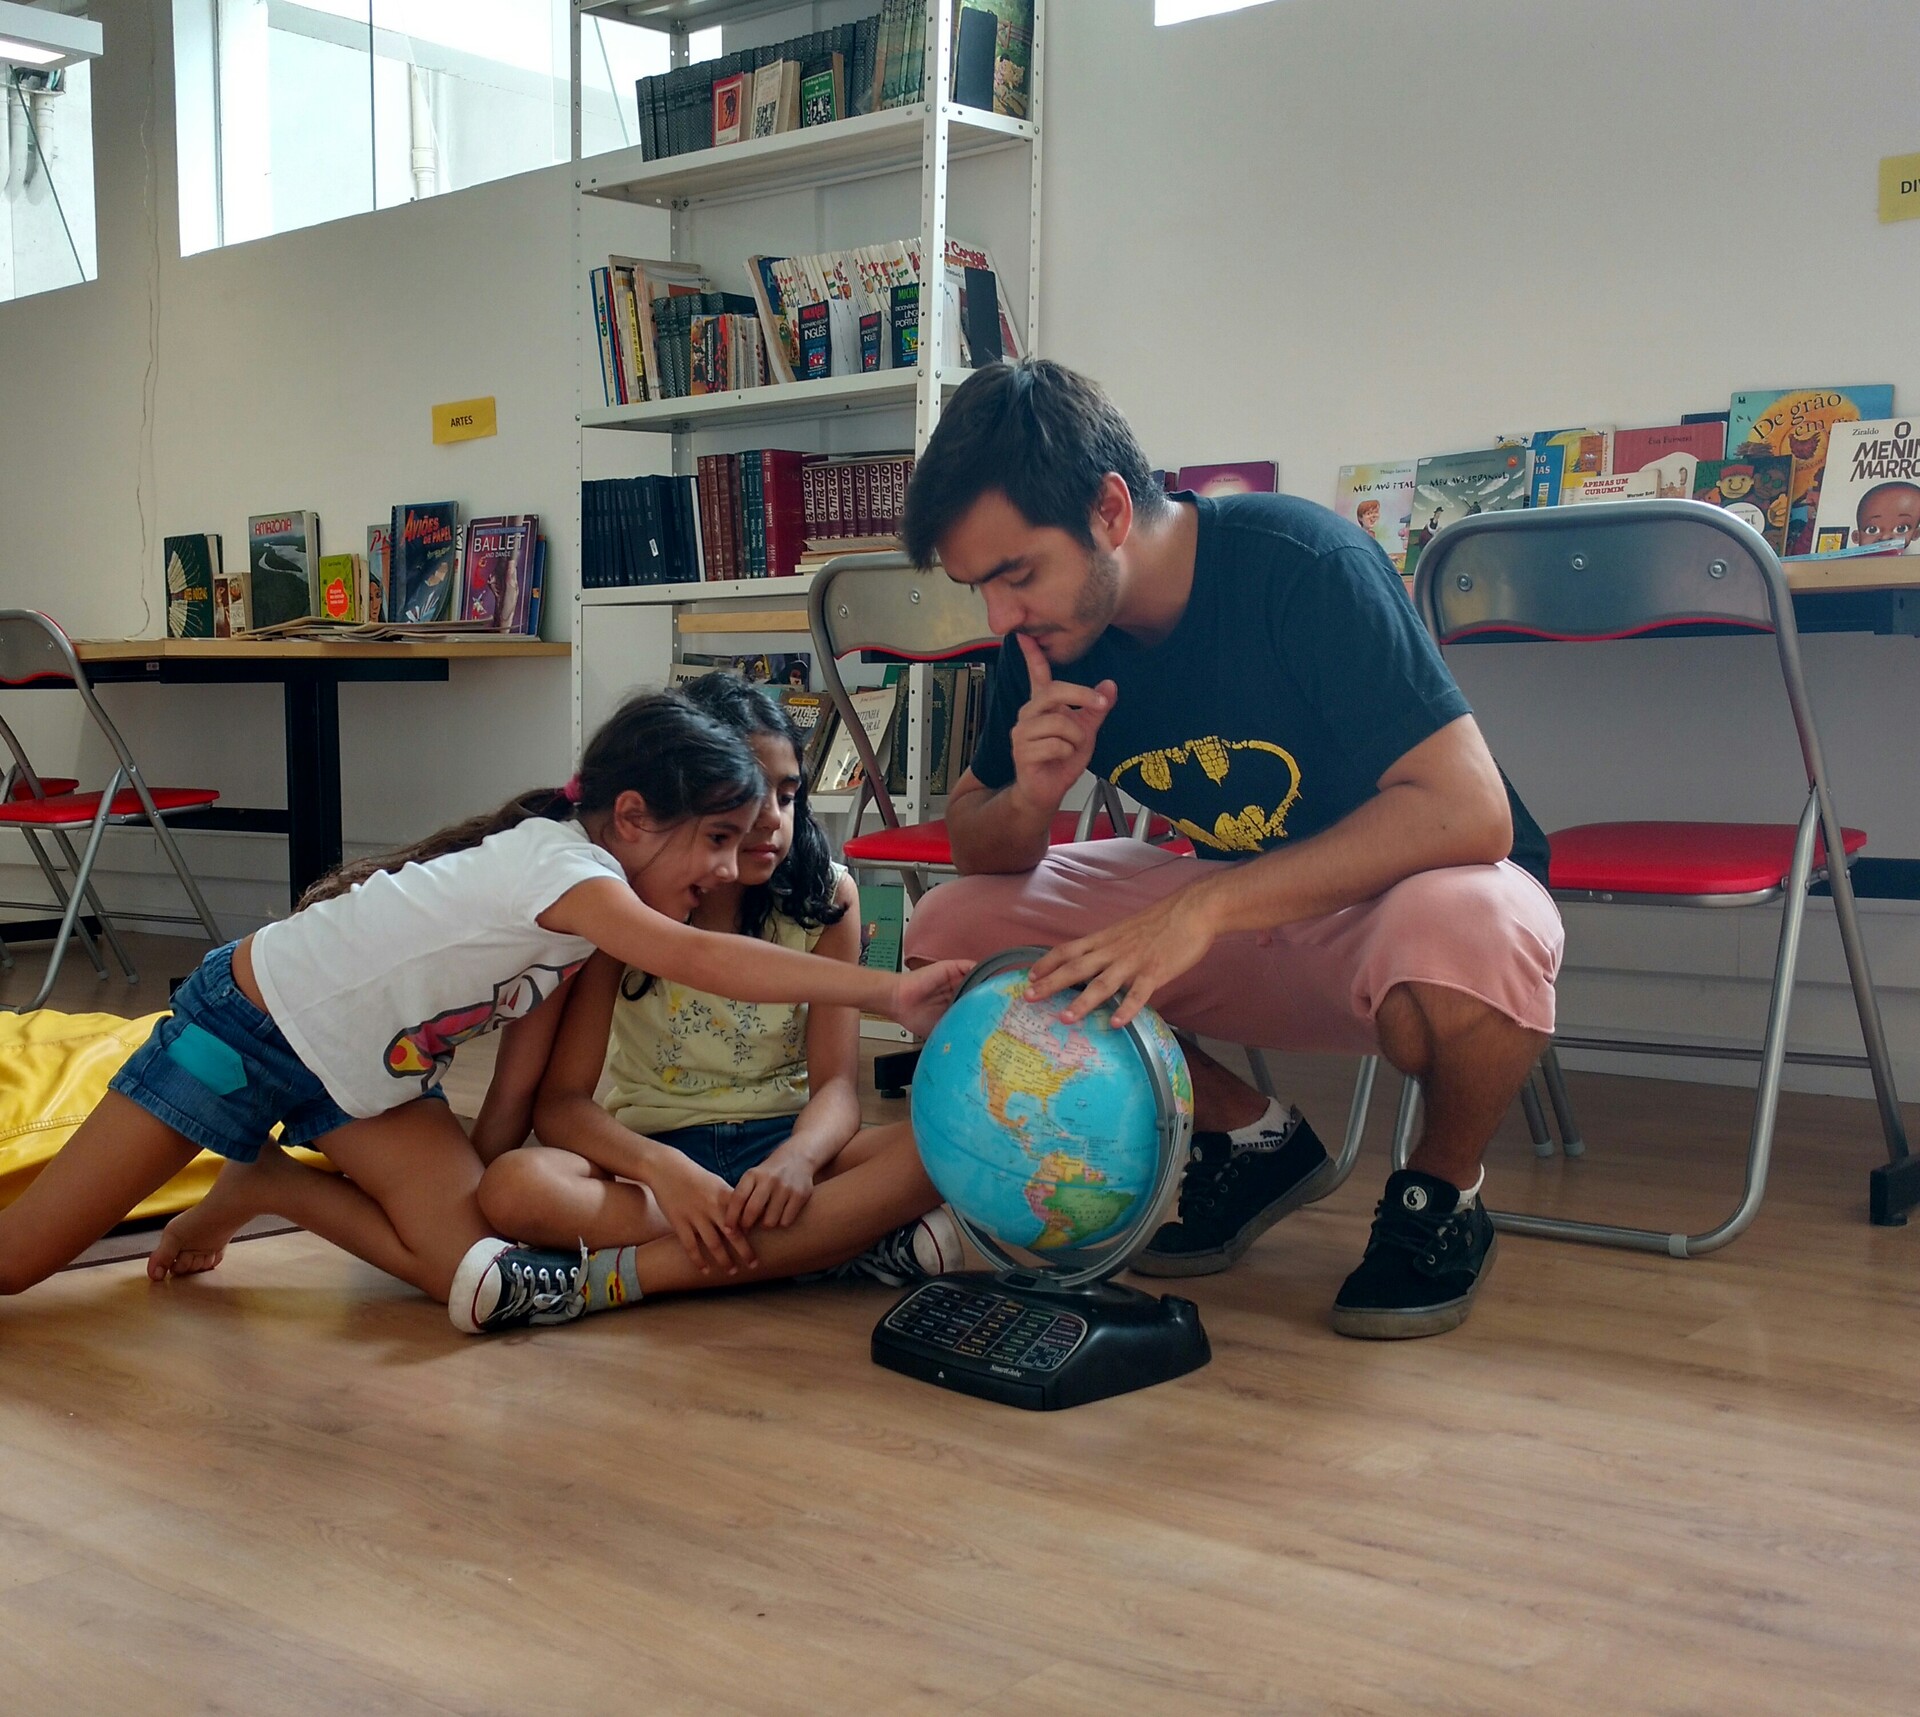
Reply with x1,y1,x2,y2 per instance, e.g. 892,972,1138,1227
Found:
569,0,1044,1036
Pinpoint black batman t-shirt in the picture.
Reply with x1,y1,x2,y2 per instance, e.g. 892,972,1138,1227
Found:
968,491,1550,884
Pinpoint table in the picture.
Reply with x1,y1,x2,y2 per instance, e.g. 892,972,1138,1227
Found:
70,637,569,908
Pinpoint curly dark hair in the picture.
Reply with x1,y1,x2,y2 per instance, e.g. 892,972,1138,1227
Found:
679,672,847,940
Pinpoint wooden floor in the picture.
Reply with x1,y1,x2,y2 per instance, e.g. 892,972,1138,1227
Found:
4,934,1920,1714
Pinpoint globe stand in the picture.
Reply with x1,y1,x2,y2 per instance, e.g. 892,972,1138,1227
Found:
871,948,1211,1411
871,1270,1209,1411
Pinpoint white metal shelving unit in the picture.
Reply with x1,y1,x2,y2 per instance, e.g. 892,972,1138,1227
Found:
568,0,1043,1029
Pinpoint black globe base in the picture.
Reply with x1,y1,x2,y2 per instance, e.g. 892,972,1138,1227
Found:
871,1270,1211,1410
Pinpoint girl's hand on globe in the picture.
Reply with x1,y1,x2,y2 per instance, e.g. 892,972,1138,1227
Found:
889,958,976,1038
1026,890,1219,1028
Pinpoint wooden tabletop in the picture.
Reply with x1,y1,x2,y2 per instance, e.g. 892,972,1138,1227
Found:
73,637,570,662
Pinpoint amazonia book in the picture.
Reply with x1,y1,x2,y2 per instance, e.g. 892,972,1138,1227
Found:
391,502,461,624
1811,419,1920,556
245,511,320,631
1691,456,1793,553
1405,447,1530,575
163,534,220,639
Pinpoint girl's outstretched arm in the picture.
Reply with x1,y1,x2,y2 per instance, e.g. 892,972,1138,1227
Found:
468,970,577,1163
540,878,971,1037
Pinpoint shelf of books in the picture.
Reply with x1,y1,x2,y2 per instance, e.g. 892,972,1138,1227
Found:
580,367,972,435
582,103,1032,210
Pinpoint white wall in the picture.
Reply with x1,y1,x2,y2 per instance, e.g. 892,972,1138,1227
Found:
1036,0,1920,1093
4,0,1920,1094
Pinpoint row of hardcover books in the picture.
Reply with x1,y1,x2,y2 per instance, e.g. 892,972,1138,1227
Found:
584,450,916,589
634,2,1033,163
590,240,1018,407
1336,385,1917,574
161,507,545,639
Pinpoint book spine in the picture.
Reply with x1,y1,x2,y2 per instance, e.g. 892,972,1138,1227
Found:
838,462,856,539
744,452,767,579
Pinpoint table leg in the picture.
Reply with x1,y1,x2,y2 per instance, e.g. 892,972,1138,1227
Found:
283,674,343,909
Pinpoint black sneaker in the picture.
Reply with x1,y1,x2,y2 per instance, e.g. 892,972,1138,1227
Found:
1131,1108,1340,1278
449,1238,589,1335
1330,1169,1496,1339
808,1209,966,1288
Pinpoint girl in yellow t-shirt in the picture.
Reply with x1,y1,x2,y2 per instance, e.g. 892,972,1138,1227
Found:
469,674,960,1325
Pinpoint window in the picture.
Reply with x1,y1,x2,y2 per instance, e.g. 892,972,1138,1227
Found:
1156,0,1280,22
1,64,97,303
174,2,714,256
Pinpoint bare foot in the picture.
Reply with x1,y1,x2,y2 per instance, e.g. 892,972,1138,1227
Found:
147,1145,284,1281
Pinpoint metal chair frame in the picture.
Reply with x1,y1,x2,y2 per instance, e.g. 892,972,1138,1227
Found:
0,610,223,1012
1406,499,1911,1252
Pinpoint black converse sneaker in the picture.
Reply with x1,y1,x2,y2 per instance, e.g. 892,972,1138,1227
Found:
1330,1169,1496,1339
1131,1108,1340,1278
449,1238,589,1335
814,1209,966,1288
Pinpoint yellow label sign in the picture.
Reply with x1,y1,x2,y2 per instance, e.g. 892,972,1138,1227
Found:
432,396,498,444
1879,153,1920,223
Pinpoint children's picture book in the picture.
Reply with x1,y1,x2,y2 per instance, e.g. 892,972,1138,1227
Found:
162,534,220,638
1405,447,1530,574
949,0,1035,119
1727,386,1897,554
815,686,899,794
1334,462,1415,569
315,552,365,622
1610,422,1727,500
1566,471,1658,505
858,880,907,976
1691,455,1793,552
1528,443,1565,509
1175,461,1278,497
212,548,246,637
1810,419,1920,556
1528,428,1612,504
245,511,320,631
462,516,529,628
391,502,461,624
365,524,390,622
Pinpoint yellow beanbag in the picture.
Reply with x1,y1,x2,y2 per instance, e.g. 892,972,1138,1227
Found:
0,1009,331,1218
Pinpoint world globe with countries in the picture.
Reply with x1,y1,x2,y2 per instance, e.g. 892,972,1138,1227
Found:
911,953,1195,1280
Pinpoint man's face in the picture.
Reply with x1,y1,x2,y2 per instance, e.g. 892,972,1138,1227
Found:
937,489,1121,666
1856,486,1920,550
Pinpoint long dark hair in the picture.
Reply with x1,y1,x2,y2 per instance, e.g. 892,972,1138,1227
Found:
679,671,847,939
300,689,764,907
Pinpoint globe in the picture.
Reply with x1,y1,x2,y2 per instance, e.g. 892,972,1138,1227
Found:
911,949,1195,1286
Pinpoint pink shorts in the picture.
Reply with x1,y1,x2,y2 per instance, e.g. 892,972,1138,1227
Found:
902,844,1565,1056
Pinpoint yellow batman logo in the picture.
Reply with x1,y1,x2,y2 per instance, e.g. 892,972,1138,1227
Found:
1110,737,1302,855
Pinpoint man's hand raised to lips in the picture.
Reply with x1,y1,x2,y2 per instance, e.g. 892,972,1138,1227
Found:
1007,632,1119,816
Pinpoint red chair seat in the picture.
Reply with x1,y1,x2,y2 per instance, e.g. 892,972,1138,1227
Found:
0,786,219,827
7,776,78,800
845,809,1188,867
1549,820,1866,897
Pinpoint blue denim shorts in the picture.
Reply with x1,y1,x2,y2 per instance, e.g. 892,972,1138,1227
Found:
653,1115,797,1185
109,940,364,1163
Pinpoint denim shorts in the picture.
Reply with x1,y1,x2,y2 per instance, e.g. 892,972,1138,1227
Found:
109,940,366,1163
652,1115,797,1186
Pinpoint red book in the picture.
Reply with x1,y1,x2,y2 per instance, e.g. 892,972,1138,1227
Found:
711,73,748,146
761,450,808,576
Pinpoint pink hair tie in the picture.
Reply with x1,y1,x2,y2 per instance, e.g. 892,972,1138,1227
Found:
562,774,583,805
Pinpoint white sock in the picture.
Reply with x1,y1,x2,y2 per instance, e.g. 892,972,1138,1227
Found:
1227,1098,1297,1145
1456,1169,1485,1208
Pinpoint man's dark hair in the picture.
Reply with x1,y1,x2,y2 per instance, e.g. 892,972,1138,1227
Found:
901,359,1170,568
